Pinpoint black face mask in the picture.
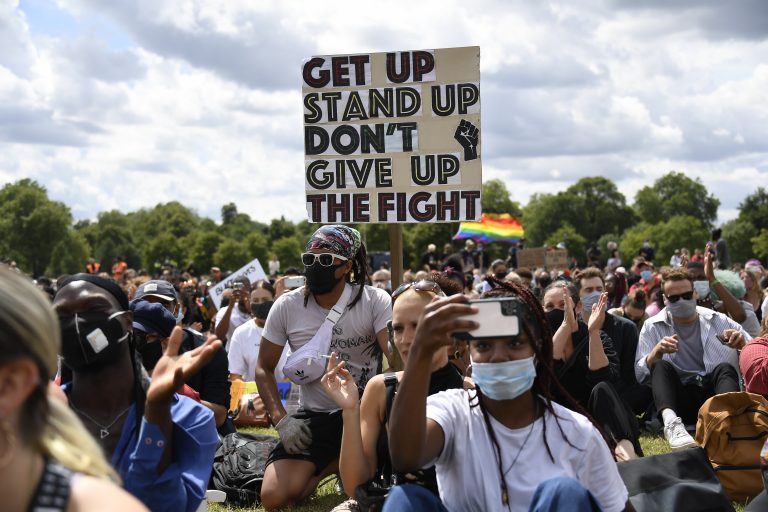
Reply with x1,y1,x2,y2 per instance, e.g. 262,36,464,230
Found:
135,337,164,372
251,300,274,320
545,308,565,334
305,262,345,295
495,272,508,280
59,311,129,372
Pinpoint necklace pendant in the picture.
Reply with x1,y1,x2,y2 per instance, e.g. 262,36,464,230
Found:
502,489,508,505
100,428,109,439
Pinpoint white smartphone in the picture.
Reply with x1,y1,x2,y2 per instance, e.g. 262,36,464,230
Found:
455,297,521,340
284,275,306,289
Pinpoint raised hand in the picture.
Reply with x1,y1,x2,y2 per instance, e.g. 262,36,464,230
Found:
704,243,716,282
563,289,579,333
411,295,478,360
454,120,479,161
320,352,360,411
146,326,222,407
587,292,608,333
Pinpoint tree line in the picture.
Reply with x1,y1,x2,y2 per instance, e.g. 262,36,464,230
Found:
3,173,768,277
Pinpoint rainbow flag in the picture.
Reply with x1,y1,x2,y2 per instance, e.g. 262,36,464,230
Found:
453,213,524,244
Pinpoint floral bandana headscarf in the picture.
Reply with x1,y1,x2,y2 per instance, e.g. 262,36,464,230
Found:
305,225,362,260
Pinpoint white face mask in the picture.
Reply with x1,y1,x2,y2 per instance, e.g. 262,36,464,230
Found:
666,297,697,318
693,280,710,299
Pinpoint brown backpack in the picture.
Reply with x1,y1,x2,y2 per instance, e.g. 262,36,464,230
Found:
696,391,768,502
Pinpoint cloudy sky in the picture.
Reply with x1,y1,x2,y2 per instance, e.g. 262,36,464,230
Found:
2,0,767,225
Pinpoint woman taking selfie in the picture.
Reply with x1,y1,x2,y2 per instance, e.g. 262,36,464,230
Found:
321,275,468,510
0,267,145,511
385,279,631,512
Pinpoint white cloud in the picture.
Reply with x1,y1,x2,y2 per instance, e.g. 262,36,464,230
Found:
1,0,767,229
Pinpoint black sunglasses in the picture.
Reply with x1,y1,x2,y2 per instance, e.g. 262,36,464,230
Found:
391,280,445,302
665,291,694,303
301,252,349,267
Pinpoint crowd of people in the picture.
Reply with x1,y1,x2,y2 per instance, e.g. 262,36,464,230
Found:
4,224,768,511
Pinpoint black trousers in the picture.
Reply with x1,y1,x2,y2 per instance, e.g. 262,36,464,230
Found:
650,360,740,425
587,381,644,456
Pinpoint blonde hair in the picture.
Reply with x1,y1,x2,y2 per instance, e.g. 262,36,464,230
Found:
0,267,119,481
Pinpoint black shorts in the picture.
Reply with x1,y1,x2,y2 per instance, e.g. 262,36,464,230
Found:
266,409,343,476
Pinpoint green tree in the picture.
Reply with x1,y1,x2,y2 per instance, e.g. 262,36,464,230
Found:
47,230,91,276
269,216,296,243
403,222,458,269
721,218,758,265
244,231,270,266
737,188,768,232
0,179,73,275
522,177,635,248
186,231,225,272
213,238,250,271
752,230,768,259
482,179,522,216
634,171,720,227
619,216,709,265
272,236,303,269
143,232,186,271
545,224,587,264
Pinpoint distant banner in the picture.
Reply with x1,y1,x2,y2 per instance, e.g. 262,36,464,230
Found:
210,258,266,309
302,47,481,224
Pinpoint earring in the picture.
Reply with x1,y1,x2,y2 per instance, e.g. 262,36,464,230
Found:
454,350,461,360
0,419,17,469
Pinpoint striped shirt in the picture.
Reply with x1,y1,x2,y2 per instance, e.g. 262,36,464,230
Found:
635,306,751,384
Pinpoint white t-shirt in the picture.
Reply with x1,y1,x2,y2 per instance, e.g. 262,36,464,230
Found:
262,284,391,412
228,320,288,381
215,304,251,350
426,389,628,512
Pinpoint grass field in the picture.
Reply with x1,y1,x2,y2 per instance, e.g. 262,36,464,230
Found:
208,429,748,512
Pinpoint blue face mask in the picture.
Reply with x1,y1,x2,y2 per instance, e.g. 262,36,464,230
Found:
174,305,184,323
581,291,602,316
471,356,536,401
640,270,652,281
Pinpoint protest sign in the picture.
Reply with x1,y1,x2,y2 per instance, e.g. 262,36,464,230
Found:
302,47,481,223
516,248,570,270
209,258,267,309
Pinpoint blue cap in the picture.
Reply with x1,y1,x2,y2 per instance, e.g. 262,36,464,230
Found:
130,300,176,337
135,280,177,302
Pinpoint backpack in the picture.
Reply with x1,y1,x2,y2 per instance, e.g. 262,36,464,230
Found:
695,391,768,502
211,432,279,506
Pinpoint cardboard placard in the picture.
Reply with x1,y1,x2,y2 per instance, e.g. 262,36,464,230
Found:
209,258,267,309
516,248,570,270
302,47,482,223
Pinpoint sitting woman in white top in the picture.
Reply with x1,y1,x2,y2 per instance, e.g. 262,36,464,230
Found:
228,280,287,382
385,280,632,512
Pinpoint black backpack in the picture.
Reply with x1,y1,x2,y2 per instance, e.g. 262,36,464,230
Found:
211,432,279,506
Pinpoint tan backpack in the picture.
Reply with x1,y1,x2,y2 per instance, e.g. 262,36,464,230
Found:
696,391,768,502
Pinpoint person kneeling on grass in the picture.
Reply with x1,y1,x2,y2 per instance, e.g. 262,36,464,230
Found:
385,281,633,512
321,274,470,511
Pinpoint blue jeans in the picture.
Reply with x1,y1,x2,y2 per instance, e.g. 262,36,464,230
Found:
382,477,602,512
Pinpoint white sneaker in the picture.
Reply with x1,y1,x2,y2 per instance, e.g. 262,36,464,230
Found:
664,417,697,450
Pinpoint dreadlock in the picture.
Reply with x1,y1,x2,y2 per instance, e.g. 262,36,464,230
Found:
469,275,614,463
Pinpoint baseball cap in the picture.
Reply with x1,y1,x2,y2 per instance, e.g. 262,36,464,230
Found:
135,280,177,302
130,300,176,337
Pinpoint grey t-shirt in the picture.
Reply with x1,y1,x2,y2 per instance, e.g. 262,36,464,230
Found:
672,319,705,382
262,283,391,412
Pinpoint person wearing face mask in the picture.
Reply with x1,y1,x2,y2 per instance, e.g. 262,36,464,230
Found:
52,273,221,512
133,280,231,433
385,279,631,512
228,280,287,382
609,288,648,332
320,274,467,511
214,276,253,349
635,267,751,450
255,225,391,511
542,280,642,460
575,268,651,418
